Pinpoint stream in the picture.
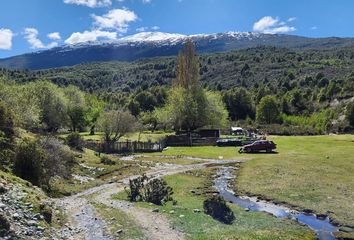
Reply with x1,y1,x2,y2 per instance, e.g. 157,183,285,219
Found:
213,167,339,240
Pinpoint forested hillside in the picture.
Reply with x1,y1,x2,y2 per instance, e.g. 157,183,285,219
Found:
1,46,354,134
1,46,353,96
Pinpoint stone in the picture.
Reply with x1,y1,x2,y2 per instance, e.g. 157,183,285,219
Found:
169,210,175,214
152,208,159,213
245,208,250,212
37,226,45,232
26,220,38,227
116,229,123,234
193,209,201,213
13,213,20,220
0,203,6,209
179,215,185,218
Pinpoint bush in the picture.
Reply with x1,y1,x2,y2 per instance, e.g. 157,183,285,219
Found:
127,175,173,205
100,156,116,165
40,203,53,224
203,196,235,224
13,140,45,186
13,137,76,190
142,178,173,205
66,132,84,151
127,175,148,202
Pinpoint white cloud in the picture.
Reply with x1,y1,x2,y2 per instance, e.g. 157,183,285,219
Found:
311,26,318,30
117,0,152,3
65,30,117,44
287,17,297,22
136,26,160,32
92,8,138,32
136,27,148,32
63,0,112,8
0,28,14,50
48,32,61,40
253,16,296,34
24,28,59,49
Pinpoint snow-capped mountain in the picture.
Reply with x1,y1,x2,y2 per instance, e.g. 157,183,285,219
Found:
2,31,354,70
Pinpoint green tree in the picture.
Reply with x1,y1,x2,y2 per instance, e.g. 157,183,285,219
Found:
346,101,354,127
64,86,87,132
98,109,137,143
222,88,255,120
0,100,15,140
256,96,281,124
85,95,104,135
31,81,68,132
134,91,157,112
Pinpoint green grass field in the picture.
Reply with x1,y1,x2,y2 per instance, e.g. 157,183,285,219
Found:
235,135,354,228
147,135,354,229
114,169,315,240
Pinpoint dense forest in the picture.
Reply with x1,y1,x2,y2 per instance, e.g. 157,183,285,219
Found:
1,46,354,135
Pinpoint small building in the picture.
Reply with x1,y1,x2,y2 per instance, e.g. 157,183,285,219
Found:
231,127,244,135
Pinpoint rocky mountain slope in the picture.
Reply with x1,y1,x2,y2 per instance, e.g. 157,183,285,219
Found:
2,31,354,70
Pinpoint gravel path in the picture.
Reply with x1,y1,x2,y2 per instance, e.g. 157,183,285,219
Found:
55,159,242,240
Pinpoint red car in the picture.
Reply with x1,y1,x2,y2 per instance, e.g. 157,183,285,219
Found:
239,140,276,153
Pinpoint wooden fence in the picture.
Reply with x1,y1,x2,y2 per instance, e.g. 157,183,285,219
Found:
85,140,165,154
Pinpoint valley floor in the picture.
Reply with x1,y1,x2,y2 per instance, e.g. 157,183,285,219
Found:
1,135,353,239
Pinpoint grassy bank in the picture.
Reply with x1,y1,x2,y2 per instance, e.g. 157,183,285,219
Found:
49,149,150,197
114,169,315,240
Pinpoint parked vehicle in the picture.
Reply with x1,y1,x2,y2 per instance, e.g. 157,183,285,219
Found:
239,140,276,153
216,138,242,147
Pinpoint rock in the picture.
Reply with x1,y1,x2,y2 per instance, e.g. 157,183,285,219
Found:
37,226,45,232
193,209,201,213
13,213,20,220
0,214,10,237
26,220,38,227
116,229,123,234
245,208,250,212
0,184,7,194
0,203,6,209
110,217,116,221
169,210,175,214
179,215,185,218
316,214,327,220
152,208,159,213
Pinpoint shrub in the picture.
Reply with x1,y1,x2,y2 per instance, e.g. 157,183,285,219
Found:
100,156,116,165
66,132,84,151
203,196,235,224
141,178,173,205
127,175,148,202
13,137,76,190
40,203,53,224
13,140,45,186
127,175,173,205
346,101,354,127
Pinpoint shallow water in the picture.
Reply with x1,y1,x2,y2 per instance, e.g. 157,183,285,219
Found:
213,167,339,240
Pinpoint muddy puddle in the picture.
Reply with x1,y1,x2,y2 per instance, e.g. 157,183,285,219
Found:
214,167,339,240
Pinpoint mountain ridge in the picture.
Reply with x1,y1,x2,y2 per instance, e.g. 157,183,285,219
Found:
2,31,354,70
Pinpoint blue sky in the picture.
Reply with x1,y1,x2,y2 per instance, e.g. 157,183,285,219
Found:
0,0,354,58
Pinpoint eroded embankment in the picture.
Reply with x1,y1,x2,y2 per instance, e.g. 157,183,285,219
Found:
213,166,342,240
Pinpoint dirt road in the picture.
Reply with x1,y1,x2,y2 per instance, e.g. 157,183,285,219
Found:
55,159,241,240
